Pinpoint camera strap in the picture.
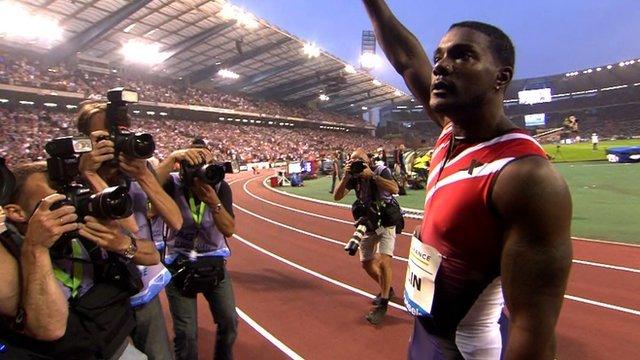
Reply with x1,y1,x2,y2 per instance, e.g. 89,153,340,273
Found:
188,195,207,228
53,240,84,299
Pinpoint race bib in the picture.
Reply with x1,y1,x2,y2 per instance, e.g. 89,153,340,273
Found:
404,235,442,317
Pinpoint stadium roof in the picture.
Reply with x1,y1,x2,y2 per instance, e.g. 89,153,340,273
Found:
5,0,412,114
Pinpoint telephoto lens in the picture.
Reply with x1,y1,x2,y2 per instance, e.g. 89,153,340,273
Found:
82,186,134,219
197,164,225,186
117,132,155,159
345,224,367,256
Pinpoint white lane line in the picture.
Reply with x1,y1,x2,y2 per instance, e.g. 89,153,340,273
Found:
572,260,640,274
243,179,640,274
233,202,409,263
236,307,305,360
232,234,407,312
244,178,415,237
232,177,640,317
564,295,640,317
261,176,640,249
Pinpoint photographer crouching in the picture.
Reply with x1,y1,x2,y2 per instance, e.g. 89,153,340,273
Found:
334,148,402,325
155,140,237,360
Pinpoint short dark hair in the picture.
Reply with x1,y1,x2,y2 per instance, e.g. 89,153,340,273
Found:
9,162,48,205
449,21,515,69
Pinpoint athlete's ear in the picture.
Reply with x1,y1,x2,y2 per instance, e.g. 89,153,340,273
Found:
496,66,513,91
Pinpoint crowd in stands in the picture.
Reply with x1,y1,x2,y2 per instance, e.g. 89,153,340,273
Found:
0,108,385,166
0,53,365,126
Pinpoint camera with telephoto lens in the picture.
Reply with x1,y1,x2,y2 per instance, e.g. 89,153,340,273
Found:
45,136,134,256
344,200,380,256
103,87,155,160
349,160,367,175
180,161,233,188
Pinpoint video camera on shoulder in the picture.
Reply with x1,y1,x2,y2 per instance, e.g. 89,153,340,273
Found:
102,87,155,160
180,160,233,188
45,136,134,256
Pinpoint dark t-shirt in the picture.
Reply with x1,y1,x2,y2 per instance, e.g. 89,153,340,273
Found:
346,165,394,204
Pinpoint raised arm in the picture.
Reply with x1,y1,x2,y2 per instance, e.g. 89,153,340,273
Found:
492,156,573,359
362,0,444,127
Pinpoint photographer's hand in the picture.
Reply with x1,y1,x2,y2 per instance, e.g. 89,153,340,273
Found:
155,148,213,186
79,216,160,265
118,154,151,181
192,178,235,237
79,131,114,176
24,194,79,249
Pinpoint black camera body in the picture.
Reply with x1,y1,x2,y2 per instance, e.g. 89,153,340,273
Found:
180,161,233,188
349,160,367,175
45,136,134,257
105,87,155,160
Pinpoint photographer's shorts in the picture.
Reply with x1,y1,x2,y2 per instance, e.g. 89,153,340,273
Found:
360,226,396,262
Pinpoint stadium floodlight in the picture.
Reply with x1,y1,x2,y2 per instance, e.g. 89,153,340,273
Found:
217,69,240,80
361,106,368,110
359,52,382,70
133,110,141,114
159,112,168,116
19,101,34,105
0,99,9,103
121,40,167,65
43,102,57,107
619,62,625,67
303,42,321,58
319,94,330,101
344,64,357,74
66,104,77,109
596,67,602,71
0,1,63,44
219,3,259,29
146,111,155,115
372,79,382,86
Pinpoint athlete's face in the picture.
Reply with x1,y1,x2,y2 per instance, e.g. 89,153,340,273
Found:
429,27,507,115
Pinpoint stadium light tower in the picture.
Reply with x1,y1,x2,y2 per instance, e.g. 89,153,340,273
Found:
219,3,259,29
0,1,63,44
121,40,168,65
359,30,382,70
303,42,321,58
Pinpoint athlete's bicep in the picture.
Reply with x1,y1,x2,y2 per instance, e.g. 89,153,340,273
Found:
493,157,572,358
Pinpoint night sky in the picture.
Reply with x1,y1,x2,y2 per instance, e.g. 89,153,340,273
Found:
232,0,640,92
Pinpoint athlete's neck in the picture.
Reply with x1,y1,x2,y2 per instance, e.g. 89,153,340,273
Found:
445,98,516,143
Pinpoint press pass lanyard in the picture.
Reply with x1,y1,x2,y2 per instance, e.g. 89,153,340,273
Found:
53,240,84,299
188,194,207,260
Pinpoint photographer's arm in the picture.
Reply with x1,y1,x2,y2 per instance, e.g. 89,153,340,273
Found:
193,179,235,238
79,216,160,266
334,163,352,201
20,194,79,341
120,157,183,231
374,175,399,195
0,243,20,319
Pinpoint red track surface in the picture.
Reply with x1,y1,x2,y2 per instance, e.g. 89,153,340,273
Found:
161,171,640,359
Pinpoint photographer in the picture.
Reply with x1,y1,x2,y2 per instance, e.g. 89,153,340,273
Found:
1,162,147,359
0,158,69,348
155,141,238,360
334,148,400,325
75,98,182,360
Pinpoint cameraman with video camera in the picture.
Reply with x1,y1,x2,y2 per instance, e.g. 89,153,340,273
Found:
155,139,237,360
75,88,183,359
334,148,401,325
0,156,149,359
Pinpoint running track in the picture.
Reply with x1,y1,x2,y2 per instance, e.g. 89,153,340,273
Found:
159,171,640,359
